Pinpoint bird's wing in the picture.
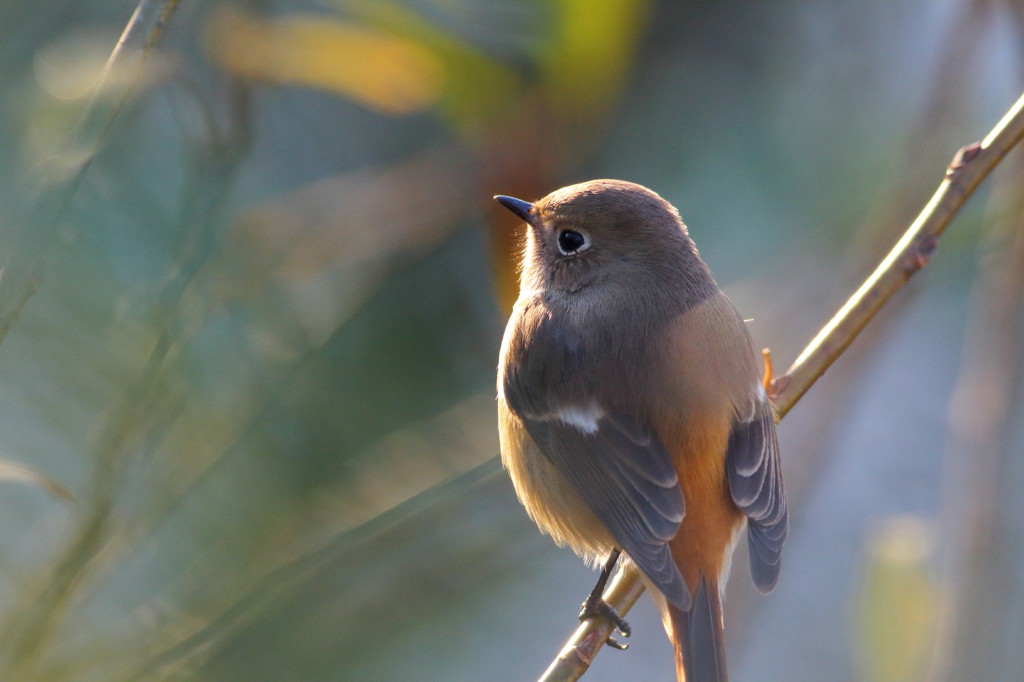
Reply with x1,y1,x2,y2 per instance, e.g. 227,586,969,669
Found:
726,395,788,593
521,410,691,609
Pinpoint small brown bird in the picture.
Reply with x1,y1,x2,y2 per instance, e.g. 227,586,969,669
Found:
495,180,787,682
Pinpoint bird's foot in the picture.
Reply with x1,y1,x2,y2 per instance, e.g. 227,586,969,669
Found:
579,594,631,650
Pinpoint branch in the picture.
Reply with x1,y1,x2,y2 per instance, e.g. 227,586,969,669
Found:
538,89,1024,682
772,92,1024,417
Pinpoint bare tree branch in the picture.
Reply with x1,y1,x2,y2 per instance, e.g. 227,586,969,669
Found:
539,89,1024,682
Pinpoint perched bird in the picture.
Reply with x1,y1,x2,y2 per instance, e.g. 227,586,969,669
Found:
495,180,787,682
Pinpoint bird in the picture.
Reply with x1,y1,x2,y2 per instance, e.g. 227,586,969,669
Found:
494,179,787,682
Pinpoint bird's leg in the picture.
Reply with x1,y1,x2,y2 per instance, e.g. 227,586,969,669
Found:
762,347,774,395
579,548,631,649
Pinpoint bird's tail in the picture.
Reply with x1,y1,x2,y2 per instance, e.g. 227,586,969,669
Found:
668,576,727,682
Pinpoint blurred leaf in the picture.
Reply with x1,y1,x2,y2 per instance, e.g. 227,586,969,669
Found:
206,8,445,115
0,459,72,503
32,26,127,102
343,0,524,137
855,516,938,682
26,26,127,165
541,0,653,119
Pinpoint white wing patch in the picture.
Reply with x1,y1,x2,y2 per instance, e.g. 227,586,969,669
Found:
554,402,604,433
737,384,767,422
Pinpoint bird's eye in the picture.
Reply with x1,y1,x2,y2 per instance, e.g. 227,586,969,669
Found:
557,230,589,255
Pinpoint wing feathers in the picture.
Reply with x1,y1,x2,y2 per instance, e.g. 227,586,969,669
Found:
524,412,691,609
726,396,788,594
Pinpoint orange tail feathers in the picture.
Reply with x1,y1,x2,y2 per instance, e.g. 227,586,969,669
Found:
668,576,727,682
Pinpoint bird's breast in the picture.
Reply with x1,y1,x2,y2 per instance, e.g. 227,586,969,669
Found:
500,291,669,418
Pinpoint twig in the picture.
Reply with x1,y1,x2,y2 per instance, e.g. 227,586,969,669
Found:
0,1,184,675
538,90,1024,682
0,0,181,348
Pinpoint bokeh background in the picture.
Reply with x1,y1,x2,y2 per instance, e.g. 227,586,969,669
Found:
0,0,1022,680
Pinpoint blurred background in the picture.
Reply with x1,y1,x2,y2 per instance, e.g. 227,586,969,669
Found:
0,0,1021,680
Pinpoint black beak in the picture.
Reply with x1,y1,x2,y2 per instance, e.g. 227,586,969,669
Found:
494,195,536,225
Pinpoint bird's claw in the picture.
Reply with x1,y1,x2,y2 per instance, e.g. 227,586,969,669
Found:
579,594,631,648
605,635,629,650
